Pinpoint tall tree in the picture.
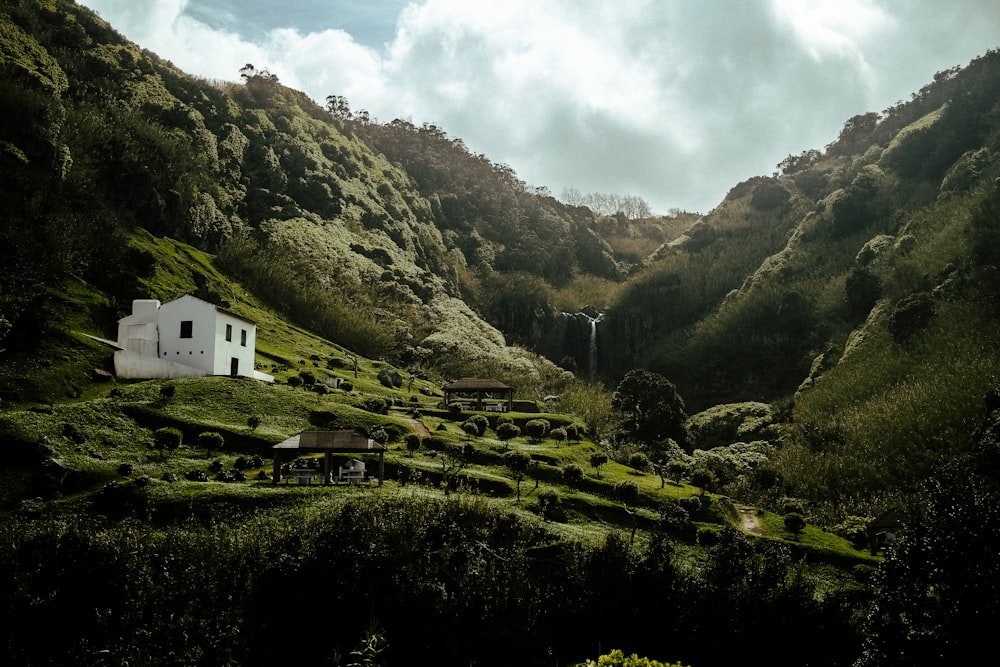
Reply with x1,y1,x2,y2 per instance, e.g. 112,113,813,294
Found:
611,369,689,448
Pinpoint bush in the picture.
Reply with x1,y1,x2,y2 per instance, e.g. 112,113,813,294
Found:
627,451,651,472
784,512,807,539
529,489,566,522
153,427,182,452
562,463,584,484
299,370,316,386
247,415,261,431
615,480,640,504
159,384,176,399
524,419,550,441
340,380,353,392
287,376,302,387
834,515,871,549
423,436,447,451
363,398,388,414
888,293,935,343
469,414,489,436
117,463,133,476
550,427,567,444
405,433,422,454
197,431,225,452
461,420,480,438
208,460,224,473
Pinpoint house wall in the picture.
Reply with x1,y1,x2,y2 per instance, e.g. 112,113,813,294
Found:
212,310,257,377
113,295,272,381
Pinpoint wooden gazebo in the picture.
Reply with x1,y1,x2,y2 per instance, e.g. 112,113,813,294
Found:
442,377,514,412
272,430,385,486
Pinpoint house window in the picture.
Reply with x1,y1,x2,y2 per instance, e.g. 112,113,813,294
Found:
225,324,232,341
180,321,193,338
240,329,247,347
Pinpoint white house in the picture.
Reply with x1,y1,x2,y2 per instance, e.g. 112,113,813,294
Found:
113,295,274,382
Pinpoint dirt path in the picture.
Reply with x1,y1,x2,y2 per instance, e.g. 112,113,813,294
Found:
737,505,763,535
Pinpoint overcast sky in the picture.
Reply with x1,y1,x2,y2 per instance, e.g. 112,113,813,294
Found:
79,0,1000,214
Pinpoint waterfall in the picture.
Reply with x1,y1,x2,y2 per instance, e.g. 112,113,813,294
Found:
587,313,602,382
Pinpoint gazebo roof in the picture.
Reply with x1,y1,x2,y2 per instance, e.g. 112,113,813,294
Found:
274,430,385,452
443,377,513,392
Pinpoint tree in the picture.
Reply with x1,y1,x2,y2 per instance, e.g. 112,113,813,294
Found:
247,415,261,431
590,452,609,479
611,369,689,447
325,94,352,120
405,434,422,456
524,419,550,442
690,468,714,495
783,512,806,540
495,422,520,450
504,450,531,502
153,427,182,455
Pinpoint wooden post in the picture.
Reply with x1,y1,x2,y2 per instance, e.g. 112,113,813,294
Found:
272,451,281,484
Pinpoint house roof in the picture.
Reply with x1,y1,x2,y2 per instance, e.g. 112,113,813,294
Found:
273,430,385,452
443,377,513,392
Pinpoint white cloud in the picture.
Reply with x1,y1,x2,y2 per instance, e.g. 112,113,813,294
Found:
78,1,1000,213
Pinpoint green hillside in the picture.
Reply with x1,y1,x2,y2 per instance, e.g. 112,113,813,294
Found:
2,1,1000,665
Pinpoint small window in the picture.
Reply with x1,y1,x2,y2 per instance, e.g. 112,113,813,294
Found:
240,329,247,347
225,324,232,341
180,321,193,338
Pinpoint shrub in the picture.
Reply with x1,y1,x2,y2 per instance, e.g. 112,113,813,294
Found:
209,460,224,473
590,452,609,478
423,436,447,451
340,380,353,392
159,384,176,399
299,370,316,386
496,422,521,448
197,431,225,452
550,427,567,444
615,480,640,504
469,414,489,436
781,498,806,515
247,415,261,431
784,512,807,539
461,420,480,438
117,463,133,476
834,515,872,549
405,433,422,455
153,427,182,452
628,451,651,472
184,469,208,482
363,398,388,415
524,419,550,441
287,376,302,387
564,423,580,441
888,293,935,343
530,489,566,522
562,463,584,484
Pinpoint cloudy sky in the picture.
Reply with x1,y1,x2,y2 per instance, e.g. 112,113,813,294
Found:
79,0,1000,214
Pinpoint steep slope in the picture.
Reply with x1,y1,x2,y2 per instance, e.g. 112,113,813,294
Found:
599,48,1000,516
0,0,627,387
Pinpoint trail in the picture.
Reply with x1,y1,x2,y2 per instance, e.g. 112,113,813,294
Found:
737,505,763,535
